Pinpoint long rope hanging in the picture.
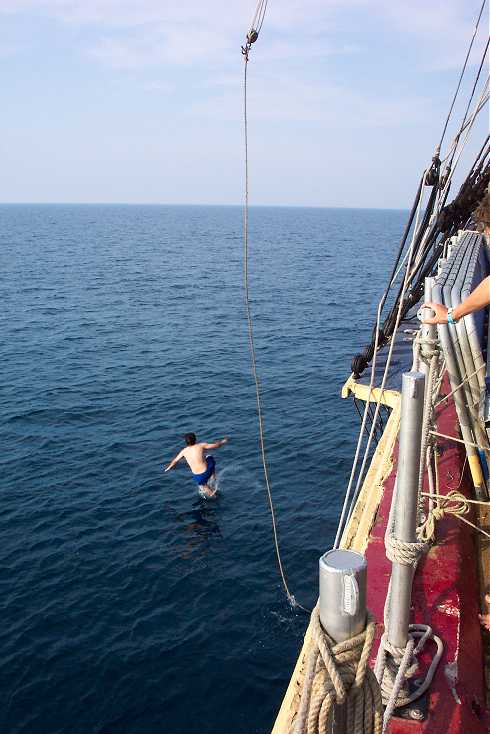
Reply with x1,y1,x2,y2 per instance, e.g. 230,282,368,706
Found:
242,4,309,613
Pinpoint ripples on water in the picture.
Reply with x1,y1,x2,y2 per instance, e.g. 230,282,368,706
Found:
0,205,405,733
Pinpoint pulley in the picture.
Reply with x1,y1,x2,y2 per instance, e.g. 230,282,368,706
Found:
425,152,441,187
247,28,259,44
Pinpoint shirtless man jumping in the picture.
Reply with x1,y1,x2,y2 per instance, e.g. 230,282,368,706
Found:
164,433,229,497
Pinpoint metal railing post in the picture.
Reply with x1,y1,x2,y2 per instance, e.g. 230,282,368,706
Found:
387,371,425,650
319,549,367,643
420,277,437,366
319,549,367,733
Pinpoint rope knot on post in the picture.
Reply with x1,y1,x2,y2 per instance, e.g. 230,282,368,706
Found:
417,490,470,542
292,605,383,734
385,527,429,566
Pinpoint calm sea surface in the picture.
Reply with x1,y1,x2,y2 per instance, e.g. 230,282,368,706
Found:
1,205,406,733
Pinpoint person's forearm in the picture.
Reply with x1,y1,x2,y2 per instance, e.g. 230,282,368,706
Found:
453,276,490,320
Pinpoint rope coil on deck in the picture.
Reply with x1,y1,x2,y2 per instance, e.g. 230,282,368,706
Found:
292,605,383,734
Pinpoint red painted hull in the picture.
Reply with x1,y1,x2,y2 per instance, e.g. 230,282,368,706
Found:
365,378,487,733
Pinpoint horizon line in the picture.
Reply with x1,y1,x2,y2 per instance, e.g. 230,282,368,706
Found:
0,201,410,211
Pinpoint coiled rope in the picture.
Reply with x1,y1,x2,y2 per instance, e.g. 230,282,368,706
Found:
242,3,309,613
293,605,383,734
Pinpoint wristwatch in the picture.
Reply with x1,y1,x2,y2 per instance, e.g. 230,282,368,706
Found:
447,307,458,325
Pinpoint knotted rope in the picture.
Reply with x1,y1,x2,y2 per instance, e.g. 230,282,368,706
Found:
292,605,383,734
418,490,490,542
375,624,443,733
384,491,430,568
418,490,469,542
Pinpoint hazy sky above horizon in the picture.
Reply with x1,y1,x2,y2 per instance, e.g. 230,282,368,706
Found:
1,0,488,207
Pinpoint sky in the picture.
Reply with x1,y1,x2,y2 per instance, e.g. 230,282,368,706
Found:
0,0,488,207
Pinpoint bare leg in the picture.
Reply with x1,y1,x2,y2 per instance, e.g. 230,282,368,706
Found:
479,594,490,631
200,483,217,498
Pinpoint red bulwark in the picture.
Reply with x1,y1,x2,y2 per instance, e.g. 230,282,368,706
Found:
365,378,487,733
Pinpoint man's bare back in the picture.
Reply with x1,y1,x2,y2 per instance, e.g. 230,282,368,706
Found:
181,443,216,474
164,432,229,495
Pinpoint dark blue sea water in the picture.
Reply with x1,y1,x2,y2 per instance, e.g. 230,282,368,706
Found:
0,204,405,734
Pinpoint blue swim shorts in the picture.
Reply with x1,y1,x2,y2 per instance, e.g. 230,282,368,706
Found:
192,455,216,486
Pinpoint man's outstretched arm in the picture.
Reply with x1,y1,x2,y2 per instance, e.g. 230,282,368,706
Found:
201,438,229,449
422,275,490,324
164,450,184,472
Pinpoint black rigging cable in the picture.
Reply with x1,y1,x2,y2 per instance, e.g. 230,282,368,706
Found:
437,0,488,151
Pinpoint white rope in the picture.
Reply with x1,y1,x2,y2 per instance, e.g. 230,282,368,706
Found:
440,78,490,166
334,163,429,547
438,78,490,198
293,606,383,734
420,490,490,542
430,430,488,452
250,0,268,35
434,363,485,408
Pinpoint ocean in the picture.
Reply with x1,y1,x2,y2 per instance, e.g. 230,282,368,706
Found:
1,204,406,734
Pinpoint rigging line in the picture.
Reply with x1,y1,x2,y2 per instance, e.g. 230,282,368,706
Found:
242,26,309,614
440,82,490,165
441,77,490,171
434,363,485,408
370,177,439,354
437,79,490,206
381,177,424,300
422,491,489,507
420,492,490,541
352,57,490,383
367,403,381,445
380,179,431,296
467,134,490,177
334,163,429,548
363,402,378,446
453,37,490,151
353,395,365,427
354,395,380,447
252,0,268,34
430,430,489,452
437,0,488,151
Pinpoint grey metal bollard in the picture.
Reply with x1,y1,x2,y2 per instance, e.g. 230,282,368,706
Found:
420,277,437,361
319,549,367,644
387,371,425,650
